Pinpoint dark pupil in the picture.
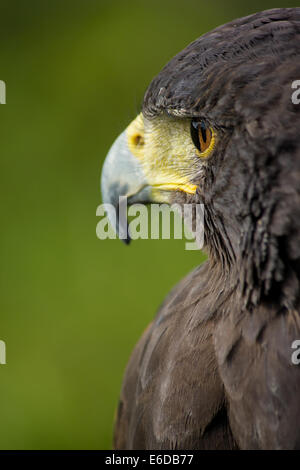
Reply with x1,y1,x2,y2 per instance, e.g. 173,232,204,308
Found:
191,119,207,151
200,122,207,143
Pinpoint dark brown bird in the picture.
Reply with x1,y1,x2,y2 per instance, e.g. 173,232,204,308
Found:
101,8,300,449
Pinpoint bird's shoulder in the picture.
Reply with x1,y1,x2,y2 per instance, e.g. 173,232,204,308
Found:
215,301,300,449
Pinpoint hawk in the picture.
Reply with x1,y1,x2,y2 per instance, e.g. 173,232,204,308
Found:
101,8,300,449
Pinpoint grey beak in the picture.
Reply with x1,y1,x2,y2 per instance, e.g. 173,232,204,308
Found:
101,131,151,243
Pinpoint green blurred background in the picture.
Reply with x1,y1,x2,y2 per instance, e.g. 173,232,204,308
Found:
0,0,298,449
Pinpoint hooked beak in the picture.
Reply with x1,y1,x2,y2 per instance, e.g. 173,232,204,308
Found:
101,130,152,243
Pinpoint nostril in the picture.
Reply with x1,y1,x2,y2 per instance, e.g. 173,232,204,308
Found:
132,133,144,147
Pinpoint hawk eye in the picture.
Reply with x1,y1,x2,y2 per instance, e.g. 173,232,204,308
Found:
190,119,213,155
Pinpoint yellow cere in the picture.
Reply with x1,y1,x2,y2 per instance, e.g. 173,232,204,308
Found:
126,113,215,196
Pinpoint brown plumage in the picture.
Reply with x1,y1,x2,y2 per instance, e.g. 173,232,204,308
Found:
105,8,300,449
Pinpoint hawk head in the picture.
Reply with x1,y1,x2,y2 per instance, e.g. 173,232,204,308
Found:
101,8,300,308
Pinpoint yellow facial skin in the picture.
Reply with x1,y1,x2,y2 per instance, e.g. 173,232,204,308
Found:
126,113,216,200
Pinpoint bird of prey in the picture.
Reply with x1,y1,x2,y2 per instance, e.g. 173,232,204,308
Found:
101,8,300,449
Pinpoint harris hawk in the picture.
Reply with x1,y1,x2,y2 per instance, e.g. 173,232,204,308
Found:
101,8,300,449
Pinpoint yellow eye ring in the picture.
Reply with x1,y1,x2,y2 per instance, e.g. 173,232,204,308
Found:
190,119,216,158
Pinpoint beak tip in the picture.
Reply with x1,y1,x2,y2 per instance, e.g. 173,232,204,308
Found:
121,236,131,245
